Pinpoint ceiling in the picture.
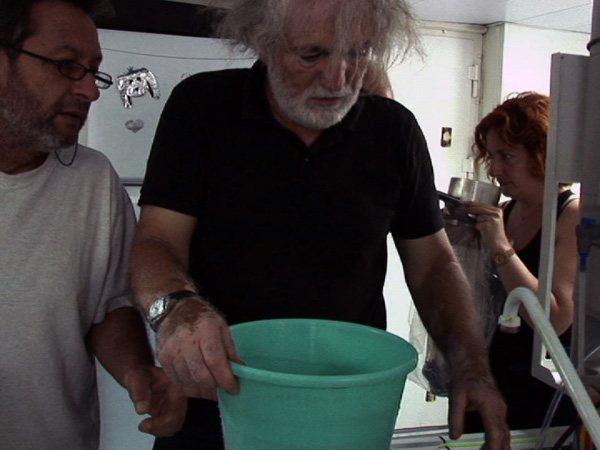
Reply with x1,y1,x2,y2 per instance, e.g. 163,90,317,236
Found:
410,0,593,34
98,0,594,37
164,0,594,34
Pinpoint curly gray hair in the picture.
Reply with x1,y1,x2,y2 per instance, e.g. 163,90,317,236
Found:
205,0,422,72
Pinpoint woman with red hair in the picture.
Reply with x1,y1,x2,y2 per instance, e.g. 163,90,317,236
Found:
463,92,580,431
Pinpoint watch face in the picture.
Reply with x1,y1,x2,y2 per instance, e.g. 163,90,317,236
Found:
146,291,197,330
494,254,506,265
149,297,167,319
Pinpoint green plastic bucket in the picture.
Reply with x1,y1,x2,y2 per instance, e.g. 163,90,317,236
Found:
218,319,417,450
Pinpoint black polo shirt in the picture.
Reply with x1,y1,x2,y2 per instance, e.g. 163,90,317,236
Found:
141,62,443,329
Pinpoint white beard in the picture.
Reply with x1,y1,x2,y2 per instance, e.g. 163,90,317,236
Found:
267,62,361,131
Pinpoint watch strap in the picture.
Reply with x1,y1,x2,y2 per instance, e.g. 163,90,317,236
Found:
147,289,199,331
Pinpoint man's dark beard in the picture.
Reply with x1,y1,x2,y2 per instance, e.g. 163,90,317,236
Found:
0,68,84,153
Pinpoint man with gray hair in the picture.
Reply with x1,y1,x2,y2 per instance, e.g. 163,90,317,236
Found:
0,0,188,448
131,0,511,448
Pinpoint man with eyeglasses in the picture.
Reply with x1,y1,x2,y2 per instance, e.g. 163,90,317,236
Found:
0,1,188,448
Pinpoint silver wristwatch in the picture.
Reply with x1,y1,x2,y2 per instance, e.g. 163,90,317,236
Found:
147,290,198,331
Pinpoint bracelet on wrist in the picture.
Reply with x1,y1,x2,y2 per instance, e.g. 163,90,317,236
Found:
493,247,516,266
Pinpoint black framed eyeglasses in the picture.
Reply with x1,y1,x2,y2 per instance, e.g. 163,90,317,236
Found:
1,44,113,89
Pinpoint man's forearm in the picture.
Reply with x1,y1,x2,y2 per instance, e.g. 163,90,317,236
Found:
88,306,155,386
413,258,489,371
130,236,197,313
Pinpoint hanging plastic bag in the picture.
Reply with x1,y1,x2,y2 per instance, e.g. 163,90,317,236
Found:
408,218,502,396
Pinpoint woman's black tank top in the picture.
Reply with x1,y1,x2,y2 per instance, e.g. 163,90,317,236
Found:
490,189,576,367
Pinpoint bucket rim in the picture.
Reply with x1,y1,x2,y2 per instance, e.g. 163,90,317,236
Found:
229,318,418,388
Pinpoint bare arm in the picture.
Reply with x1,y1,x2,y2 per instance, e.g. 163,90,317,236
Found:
87,307,155,385
87,306,187,437
463,199,579,334
394,230,510,449
130,205,241,394
130,205,197,301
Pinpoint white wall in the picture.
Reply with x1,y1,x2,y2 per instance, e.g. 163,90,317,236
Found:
84,30,255,180
481,23,590,115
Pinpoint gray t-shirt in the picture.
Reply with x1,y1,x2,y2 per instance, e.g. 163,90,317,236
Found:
0,145,136,449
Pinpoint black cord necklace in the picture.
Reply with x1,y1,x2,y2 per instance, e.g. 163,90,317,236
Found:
54,142,78,167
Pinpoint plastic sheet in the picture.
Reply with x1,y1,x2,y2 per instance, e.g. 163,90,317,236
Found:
408,216,503,396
